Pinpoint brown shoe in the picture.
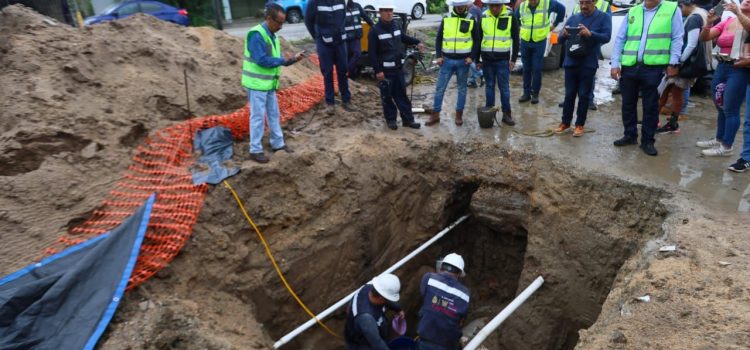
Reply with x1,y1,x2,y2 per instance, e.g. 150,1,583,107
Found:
425,111,440,126
455,111,463,126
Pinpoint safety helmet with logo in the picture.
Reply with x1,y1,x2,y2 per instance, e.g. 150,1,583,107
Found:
438,253,466,277
377,1,396,10
372,273,401,302
483,0,510,4
446,0,474,6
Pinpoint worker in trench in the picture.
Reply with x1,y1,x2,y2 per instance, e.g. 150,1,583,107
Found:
416,253,470,350
242,4,305,164
344,273,405,350
368,1,425,130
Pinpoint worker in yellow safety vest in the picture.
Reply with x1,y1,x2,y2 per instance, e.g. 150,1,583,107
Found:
478,0,520,125
514,0,566,104
610,0,683,156
243,4,306,163
426,0,481,127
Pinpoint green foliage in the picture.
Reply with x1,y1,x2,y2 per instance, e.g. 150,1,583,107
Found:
427,0,447,14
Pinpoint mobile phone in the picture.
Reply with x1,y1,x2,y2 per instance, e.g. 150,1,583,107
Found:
713,2,725,17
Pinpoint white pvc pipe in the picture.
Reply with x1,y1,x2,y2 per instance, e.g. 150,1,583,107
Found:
273,214,471,349
463,276,545,350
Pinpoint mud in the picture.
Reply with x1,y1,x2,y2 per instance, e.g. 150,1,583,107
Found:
2,5,750,350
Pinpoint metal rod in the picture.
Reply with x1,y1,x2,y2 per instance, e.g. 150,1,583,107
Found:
462,276,545,350
273,214,471,349
183,69,191,116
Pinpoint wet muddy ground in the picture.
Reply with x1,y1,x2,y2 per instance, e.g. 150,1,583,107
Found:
406,63,750,213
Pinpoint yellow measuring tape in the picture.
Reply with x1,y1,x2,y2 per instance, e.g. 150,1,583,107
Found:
223,180,341,339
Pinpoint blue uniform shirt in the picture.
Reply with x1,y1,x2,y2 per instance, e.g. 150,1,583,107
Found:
247,23,295,68
305,0,348,44
417,272,470,348
344,284,401,348
561,9,612,69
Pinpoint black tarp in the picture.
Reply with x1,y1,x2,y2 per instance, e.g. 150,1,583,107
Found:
0,194,155,350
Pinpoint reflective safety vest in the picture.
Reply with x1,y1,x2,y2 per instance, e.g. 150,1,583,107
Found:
573,0,609,15
621,1,677,66
315,0,348,43
344,3,364,40
242,24,281,91
442,12,475,55
417,272,470,348
344,284,389,345
481,7,513,60
519,0,551,42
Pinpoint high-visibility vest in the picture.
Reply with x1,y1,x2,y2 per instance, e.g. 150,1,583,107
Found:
621,1,677,66
573,0,609,14
242,24,281,91
481,7,513,60
442,12,475,55
519,0,550,42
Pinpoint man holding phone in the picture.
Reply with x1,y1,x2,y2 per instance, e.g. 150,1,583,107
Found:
243,4,306,164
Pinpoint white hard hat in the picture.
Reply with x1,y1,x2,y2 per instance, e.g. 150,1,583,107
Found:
446,0,474,6
378,1,396,10
484,0,510,4
440,253,466,277
372,273,401,302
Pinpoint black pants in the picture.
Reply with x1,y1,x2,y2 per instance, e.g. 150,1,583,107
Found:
380,70,415,124
562,66,596,126
620,65,664,144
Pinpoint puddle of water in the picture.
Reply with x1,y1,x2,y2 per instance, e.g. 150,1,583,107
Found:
410,65,750,213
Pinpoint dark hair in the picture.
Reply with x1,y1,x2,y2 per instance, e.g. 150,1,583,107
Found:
266,3,285,21
371,287,382,299
441,263,461,274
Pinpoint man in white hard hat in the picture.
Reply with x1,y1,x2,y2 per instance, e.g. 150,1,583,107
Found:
416,253,470,350
344,273,405,350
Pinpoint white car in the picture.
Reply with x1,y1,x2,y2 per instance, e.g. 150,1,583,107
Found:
357,0,428,19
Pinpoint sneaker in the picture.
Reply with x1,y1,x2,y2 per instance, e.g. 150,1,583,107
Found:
325,104,335,116
573,125,585,137
702,145,734,157
342,101,356,112
656,122,680,135
518,94,531,103
696,139,720,148
554,123,570,134
250,152,269,163
728,158,750,172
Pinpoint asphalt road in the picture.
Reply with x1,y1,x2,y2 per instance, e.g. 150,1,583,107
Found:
224,14,442,41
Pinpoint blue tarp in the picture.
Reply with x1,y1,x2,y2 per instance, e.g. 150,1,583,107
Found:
0,194,155,350
191,127,240,185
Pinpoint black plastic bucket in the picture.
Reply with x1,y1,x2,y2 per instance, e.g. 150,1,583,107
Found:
477,106,496,128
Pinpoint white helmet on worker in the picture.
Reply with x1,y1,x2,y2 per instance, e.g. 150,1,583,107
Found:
440,253,466,277
446,0,474,6
484,0,510,4
372,273,401,302
378,1,396,10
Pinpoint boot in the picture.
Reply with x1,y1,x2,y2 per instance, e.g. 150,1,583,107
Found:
530,93,539,104
425,111,440,126
455,110,464,126
501,111,515,126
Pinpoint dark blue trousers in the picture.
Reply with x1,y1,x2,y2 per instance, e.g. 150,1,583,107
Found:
620,65,664,144
562,66,596,126
520,40,546,95
317,39,352,105
346,39,362,79
379,70,415,124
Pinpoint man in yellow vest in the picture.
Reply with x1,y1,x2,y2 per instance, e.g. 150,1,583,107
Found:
243,4,306,164
478,0,520,125
610,0,683,156
426,0,481,127
514,0,565,104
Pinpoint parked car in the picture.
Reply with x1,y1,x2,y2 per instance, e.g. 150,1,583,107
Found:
269,0,309,24
358,0,427,19
83,0,189,26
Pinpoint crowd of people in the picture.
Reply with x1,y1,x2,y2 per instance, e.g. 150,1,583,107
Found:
242,0,750,173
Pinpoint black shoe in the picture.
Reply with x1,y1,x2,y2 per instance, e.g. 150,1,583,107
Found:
530,94,539,104
728,158,750,172
589,104,598,111
272,145,294,153
613,136,638,146
501,111,515,126
403,121,421,129
558,102,564,108
467,81,478,88
640,143,658,156
518,94,531,103
656,122,680,135
250,152,269,163
387,121,398,130
479,77,484,87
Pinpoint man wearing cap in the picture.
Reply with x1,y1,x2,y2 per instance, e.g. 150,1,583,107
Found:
416,253,470,350
514,0,565,104
345,0,374,79
478,0,520,126
306,0,355,115
368,2,425,130
426,0,482,127
345,273,405,350
610,0,683,156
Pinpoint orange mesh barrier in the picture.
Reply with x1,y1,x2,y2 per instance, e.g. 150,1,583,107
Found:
44,55,336,290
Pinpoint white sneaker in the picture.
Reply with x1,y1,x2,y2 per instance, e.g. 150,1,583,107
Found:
696,139,720,148
701,145,734,157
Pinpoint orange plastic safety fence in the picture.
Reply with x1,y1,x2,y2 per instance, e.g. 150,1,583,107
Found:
44,54,336,290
